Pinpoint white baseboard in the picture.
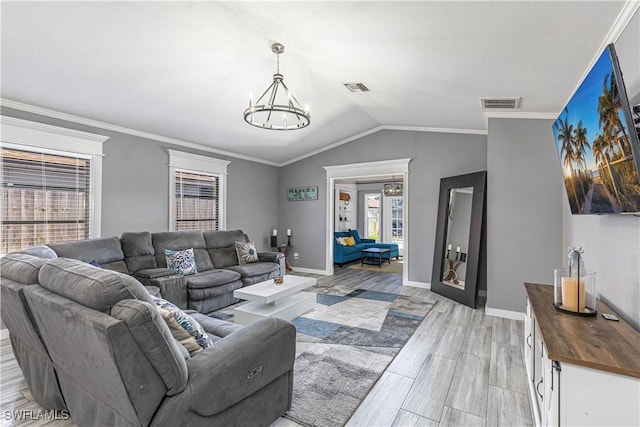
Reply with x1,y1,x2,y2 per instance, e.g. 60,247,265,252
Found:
290,267,330,276
485,307,525,321
405,280,430,289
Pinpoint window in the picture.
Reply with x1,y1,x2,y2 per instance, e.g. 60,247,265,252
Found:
364,193,381,241
1,116,106,254
168,150,229,231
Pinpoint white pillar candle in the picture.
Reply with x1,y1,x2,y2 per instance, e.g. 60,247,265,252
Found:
272,229,277,236
456,246,461,252
447,244,452,250
287,229,292,236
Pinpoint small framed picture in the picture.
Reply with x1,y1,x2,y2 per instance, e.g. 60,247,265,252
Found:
287,186,318,201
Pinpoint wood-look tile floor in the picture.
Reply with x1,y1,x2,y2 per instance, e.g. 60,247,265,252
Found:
1,266,532,426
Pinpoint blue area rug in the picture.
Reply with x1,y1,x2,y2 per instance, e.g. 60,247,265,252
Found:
284,285,436,427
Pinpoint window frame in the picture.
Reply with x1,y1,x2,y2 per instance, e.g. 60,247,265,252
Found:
1,116,107,251
168,150,230,231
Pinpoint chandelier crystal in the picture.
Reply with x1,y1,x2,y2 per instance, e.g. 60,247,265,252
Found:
243,43,310,131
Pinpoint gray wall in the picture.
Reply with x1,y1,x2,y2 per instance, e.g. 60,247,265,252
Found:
486,118,564,313
0,107,280,251
278,129,487,284
565,10,639,330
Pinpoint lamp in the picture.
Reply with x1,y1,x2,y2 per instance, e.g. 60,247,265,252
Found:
383,175,403,196
244,43,310,131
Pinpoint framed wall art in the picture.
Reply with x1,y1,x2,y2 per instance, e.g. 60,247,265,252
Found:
287,186,318,201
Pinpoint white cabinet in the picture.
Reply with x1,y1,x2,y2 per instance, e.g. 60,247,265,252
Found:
524,285,640,427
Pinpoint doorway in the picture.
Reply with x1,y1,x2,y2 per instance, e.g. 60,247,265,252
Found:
324,159,411,282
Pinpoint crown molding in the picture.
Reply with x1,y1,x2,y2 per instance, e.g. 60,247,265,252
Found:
561,1,639,113
1,98,280,167
280,124,487,167
484,111,557,120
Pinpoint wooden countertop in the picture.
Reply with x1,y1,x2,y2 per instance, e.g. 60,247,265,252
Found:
525,282,640,378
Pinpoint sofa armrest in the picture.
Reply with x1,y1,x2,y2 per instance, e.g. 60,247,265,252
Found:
134,274,188,309
360,238,376,243
257,252,285,275
182,318,295,417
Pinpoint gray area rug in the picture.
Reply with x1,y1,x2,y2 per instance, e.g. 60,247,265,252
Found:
285,286,436,427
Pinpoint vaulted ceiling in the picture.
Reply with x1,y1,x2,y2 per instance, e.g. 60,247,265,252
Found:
1,1,634,165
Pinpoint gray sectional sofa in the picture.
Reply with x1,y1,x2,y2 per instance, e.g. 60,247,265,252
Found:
0,253,295,426
37,229,285,315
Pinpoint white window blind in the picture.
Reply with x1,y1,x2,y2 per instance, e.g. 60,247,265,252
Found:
1,147,92,253
174,169,219,231
168,150,229,231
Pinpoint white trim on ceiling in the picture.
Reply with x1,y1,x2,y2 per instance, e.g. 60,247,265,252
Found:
484,112,557,120
281,125,486,167
3,98,487,168
559,1,639,116
1,98,280,167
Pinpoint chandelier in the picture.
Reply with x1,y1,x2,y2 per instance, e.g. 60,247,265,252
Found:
243,43,310,130
383,176,403,196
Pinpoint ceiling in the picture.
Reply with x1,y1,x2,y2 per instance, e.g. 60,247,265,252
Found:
1,1,634,165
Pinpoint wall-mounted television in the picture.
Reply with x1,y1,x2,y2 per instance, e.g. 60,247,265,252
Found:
552,43,640,214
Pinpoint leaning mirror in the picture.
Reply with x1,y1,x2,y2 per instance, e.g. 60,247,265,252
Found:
431,171,486,308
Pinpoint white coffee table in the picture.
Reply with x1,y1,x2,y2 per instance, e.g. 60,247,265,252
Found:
233,275,317,325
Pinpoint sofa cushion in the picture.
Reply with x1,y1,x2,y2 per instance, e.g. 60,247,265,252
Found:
152,231,213,273
121,232,158,273
38,258,154,313
152,297,213,354
203,230,247,268
111,299,188,396
235,241,258,265
349,229,362,243
184,270,241,290
1,253,49,284
191,313,242,339
48,237,128,274
225,262,279,278
165,248,198,276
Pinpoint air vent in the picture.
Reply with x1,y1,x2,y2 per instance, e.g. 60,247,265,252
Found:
343,83,370,92
480,97,521,109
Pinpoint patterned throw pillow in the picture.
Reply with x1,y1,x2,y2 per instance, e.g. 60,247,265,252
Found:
152,297,213,355
165,248,198,276
235,241,259,265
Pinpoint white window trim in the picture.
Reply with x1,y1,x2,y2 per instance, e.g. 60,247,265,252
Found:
168,150,230,231
1,115,108,238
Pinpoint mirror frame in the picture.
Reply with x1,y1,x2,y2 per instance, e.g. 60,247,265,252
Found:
431,171,486,308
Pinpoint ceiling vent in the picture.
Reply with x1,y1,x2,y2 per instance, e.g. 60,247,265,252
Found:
343,83,370,93
480,97,521,109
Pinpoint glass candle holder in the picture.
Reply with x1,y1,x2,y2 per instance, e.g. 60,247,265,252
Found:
554,268,597,316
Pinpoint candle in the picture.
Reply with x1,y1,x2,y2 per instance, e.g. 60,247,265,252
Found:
456,246,461,253
447,244,452,250
272,229,277,236
561,276,586,312
287,229,292,236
